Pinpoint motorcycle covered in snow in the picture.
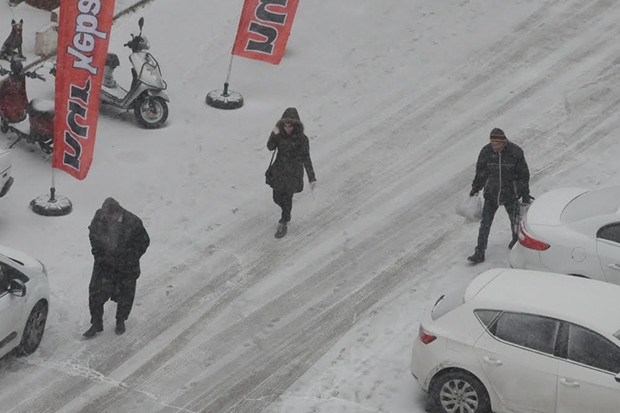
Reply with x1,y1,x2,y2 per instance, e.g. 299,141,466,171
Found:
101,17,169,129
0,60,54,154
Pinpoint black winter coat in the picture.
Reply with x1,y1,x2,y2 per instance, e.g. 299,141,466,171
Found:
267,108,316,193
472,141,530,205
89,205,150,280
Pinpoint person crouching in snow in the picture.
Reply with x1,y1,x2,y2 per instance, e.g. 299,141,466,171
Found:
266,107,317,238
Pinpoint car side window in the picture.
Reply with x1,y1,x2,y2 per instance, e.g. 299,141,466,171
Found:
566,323,620,373
597,223,620,244
0,265,7,292
475,309,501,329
492,312,560,355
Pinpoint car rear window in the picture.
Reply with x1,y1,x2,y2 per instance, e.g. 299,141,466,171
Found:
561,187,620,223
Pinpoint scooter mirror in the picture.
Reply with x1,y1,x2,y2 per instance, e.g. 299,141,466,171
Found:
138,17,144,32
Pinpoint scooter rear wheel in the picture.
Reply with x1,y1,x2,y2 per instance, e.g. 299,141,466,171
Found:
134,95,168,129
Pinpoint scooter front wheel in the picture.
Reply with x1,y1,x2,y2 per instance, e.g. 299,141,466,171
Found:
134,95,168,129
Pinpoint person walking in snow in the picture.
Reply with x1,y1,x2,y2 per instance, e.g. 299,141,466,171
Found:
266,107,316,238
467,128,531,264
83,197,150,338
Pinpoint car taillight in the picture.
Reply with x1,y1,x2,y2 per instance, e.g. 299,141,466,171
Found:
518,222,550,251
419,325,436,344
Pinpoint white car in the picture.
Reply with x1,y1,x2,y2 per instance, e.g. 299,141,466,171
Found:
0,245,49,358
510,186,620,283
411,268,620,413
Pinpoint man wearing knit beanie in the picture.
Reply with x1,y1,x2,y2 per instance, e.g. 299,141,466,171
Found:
467,128,531,264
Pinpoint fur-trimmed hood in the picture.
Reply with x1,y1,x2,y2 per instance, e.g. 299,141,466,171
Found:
276,107,304,134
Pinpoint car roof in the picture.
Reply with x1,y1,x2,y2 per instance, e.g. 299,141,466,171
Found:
465,268,620,338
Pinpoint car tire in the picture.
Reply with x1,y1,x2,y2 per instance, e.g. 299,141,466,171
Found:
16,300,48,356
429,370,491,413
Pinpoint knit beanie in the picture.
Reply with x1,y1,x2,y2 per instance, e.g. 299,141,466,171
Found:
490,128,507,142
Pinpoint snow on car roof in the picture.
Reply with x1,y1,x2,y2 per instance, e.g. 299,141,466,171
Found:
562,185,620,223
465,268,620,339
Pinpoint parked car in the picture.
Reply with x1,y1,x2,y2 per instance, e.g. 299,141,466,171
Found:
0,148,13,198
0,245,49,358
411,268,620,413
509,186,620,283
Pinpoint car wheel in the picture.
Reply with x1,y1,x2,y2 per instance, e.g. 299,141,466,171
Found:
16,300,48,356
430,370,491,413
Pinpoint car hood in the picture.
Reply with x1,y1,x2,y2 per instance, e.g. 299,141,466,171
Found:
0,245,45,273
526,187,589,226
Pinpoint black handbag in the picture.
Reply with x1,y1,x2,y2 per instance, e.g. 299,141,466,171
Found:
265,149,276,187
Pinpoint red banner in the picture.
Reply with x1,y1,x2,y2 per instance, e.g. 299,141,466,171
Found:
232,0,299,65
53,0,115,180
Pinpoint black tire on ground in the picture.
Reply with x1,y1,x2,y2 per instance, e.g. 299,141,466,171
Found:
134,96,168,129
16,300,48,356
429,370,491,413
205,89,244,110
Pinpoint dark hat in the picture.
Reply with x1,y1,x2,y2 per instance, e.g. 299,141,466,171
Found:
490,128,507,141
102,197,121,213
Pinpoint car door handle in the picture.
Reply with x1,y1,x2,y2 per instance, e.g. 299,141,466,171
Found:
483,356,503,366
559,378,580,388
608,264,620,271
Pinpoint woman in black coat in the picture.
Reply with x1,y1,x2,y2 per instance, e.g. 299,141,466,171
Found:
267,107,316,238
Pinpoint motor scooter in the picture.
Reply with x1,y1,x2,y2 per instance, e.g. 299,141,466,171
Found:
0,60,54,154
101,17,169,129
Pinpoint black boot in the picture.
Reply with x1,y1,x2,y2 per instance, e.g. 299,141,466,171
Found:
467,249,485,264
115,319,126,335
83,321,103,338
275,222,288,239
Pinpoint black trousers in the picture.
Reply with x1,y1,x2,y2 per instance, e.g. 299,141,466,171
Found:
273,189,293,223
88,262,137,324
476,197,518,252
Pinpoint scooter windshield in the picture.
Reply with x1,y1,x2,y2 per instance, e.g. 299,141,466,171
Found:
131,53,167,90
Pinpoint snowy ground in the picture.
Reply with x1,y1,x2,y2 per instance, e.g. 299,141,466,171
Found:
1,0,620,412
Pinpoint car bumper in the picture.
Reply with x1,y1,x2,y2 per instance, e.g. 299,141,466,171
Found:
509,242,544,270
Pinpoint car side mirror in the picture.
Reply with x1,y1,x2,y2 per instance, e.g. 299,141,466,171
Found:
8,278,26,297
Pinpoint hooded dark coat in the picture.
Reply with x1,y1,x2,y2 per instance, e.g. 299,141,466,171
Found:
471,140,530,205
267,107,316,193
88,197,150,280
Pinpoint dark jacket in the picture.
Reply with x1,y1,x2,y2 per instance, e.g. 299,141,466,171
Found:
267,107,316,193
89,199,150,280
472,141,530,205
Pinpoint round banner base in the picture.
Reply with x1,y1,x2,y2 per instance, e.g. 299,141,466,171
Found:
30,193,72,216
205,89,244,110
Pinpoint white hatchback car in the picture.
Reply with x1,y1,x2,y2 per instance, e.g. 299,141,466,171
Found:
411,268,620,413
0,245,49,358
509,186,620,283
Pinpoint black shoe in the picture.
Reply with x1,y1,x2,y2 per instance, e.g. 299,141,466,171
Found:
508,238,518,249
467,250,485,264
115,319,126,335
83,322,103,338
275,222,288,239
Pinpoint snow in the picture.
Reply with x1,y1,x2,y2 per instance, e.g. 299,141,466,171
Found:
1,0,620,412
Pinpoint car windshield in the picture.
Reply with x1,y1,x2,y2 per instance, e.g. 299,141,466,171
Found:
561,186,620,223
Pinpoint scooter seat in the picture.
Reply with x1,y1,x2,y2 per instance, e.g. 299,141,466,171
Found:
27,98,54,119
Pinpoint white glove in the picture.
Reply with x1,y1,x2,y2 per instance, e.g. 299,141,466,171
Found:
272,126,279,134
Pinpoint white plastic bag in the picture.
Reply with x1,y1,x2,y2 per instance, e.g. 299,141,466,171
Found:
456,193,482,221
